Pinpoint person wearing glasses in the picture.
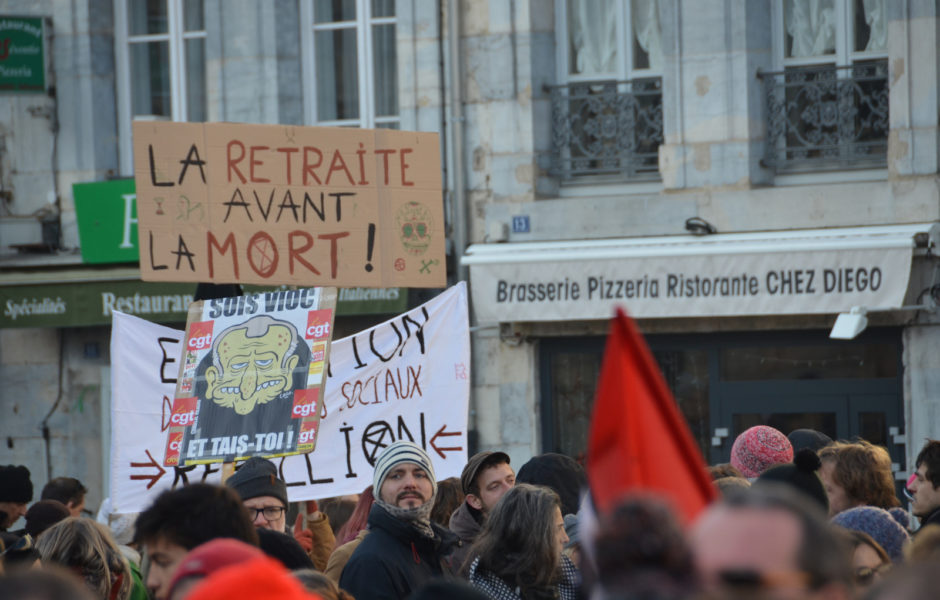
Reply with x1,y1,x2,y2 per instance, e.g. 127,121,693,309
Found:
226,457,335,571
840,529,891,593
227,457,291,532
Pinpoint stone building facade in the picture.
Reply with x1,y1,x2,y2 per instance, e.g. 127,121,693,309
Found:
1,0,939,512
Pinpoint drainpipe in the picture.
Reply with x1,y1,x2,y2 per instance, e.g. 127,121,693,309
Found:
445,0,477,449
447,0,467,284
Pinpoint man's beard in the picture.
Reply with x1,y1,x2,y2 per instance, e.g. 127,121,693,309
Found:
396,490,427,507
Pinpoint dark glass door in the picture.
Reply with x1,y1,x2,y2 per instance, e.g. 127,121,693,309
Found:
538,329,904,479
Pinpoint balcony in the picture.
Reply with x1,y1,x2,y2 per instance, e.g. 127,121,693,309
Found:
547,78,663,181
759,61,889,173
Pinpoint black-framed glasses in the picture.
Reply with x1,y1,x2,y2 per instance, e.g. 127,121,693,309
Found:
248,506,285,521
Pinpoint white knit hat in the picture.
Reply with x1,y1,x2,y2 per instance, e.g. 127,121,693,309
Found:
372,440,437,498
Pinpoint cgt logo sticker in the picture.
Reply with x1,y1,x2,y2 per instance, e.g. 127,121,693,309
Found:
292,388,319,419
187,321,214,351
170,397,198,427
305,310,332,341
298,420,319,445
165,431,184,465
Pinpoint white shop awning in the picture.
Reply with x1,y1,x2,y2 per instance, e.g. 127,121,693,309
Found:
461,224,940,323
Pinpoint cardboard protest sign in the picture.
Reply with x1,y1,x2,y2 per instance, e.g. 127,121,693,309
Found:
133,122,445,288
109,283,469,512
166,287,337,466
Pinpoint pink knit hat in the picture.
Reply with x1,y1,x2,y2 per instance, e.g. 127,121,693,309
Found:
730,426,793,478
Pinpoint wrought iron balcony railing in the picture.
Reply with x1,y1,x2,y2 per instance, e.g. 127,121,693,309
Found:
759,61,888,172
548,78,663,180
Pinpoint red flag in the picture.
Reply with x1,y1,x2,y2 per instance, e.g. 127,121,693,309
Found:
587,308,717,523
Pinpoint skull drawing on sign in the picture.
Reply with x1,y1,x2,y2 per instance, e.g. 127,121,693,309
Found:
397,201,433,256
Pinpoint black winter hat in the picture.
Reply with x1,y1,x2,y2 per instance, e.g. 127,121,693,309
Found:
516,453,586,516
787,428,833,453
226,457,288,507
256,528,315,570
755,448,829,513
0,465,33,503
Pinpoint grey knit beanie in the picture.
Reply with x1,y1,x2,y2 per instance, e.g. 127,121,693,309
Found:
372,441,437,499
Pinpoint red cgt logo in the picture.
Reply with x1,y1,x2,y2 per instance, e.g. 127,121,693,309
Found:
187,321,214,351
292,389,319,418
305,310,333,341
165,431,184,464
298,420,319,444
170,397,197,427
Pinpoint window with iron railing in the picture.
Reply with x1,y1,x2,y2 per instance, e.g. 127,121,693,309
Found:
551,0,663,181
548,78,662,179
760,61,888,172
763,0,888,173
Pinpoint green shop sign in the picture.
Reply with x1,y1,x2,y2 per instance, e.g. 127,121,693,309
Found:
1,280,196,328
0,16,48,92
2,280,408,328
73,178,139,264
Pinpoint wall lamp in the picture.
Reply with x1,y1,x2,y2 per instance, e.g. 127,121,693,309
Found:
829,304,936,340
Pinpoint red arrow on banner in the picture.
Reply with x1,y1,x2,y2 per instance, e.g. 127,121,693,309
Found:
130,449,167,489
429,424,462,459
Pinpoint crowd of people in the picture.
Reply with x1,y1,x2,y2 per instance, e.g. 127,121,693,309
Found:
2,432,940,600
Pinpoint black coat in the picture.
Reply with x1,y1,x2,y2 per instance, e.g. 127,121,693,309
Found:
339,504,458,600
918,506,940,532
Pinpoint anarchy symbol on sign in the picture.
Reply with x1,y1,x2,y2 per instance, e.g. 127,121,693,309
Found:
248,234,278,278
362,421,395,466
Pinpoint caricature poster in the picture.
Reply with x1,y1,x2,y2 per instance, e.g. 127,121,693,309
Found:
164,287,337,466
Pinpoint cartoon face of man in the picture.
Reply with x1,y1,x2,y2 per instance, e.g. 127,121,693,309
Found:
204,316,300,415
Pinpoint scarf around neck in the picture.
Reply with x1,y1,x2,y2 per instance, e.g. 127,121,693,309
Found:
375,497,436,539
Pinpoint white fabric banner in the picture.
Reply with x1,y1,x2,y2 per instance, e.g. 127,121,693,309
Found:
110,283,470,513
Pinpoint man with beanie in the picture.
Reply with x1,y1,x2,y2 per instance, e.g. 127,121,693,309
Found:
226,456,335,570
340,440,457,600
0,465,33,531
449,451,514,572
227,457,291,532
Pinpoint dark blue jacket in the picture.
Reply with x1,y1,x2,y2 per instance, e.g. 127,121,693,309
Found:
339,504,458,600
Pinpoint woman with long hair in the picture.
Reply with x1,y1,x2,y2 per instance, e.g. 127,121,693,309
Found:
467,484,578,600
34,517,132,600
